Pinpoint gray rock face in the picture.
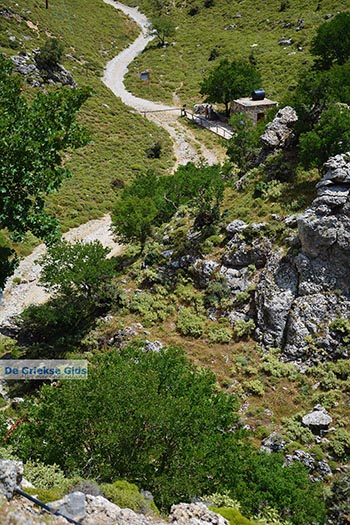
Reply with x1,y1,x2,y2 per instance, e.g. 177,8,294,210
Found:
260,106,298,151
226,219,248,237
192,259,219,286
223,238,271,269
261,432,286,453
302,405,333,432
49,491,86,522
10,52,76,87
256,152,350,361
285,449,332,481
256,251,298,348
169,503,229,525
0,459,23,500
49,492,168,525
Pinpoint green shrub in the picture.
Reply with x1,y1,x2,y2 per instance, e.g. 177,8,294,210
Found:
261,355,298,380
128,291,174,325
210,506,257,525
328,429,350,460
233,292,250,308
207,324,232,343
177,307,205,337
233,319,255,339
36,38,64,69
203,491,241,509
26,486,66,503
245,379,264,396
205,277,231,308
24,461,67,490
311,389,342,409
101,480,158,514
329,317,350,343
282,418,314,445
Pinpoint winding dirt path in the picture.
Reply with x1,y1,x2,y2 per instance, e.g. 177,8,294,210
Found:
102,0,219,168
0,1,221,327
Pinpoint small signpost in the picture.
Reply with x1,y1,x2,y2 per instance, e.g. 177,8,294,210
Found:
140,70,150,81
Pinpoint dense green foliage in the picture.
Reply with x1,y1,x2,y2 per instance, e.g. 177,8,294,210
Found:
291,15,350,168
200,59,260,116
149,16,176,46
310,12,350,69
0,56,90,286
299,104,350,168
20,241,117,349
227,114,260,171
36,38,65,69
101,480,159,514
13,346,326,523
39,240,114,301
112,164,224,248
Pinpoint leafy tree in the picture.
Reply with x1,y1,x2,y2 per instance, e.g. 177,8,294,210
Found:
200,59,261,116
16,346,242,508
149,16,176,46
39,240,114,302
0,56,90,288
292,62,350,132
112,195,158,251
19,241,116,348
226,113,260,172
112,165,224,249
14,346,326,522
311,12,350,69
231,453,326,525
299,104,350,168
35,38,65,70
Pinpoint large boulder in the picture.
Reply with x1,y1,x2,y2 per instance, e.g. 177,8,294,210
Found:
302,405,333,433
48,491,87,522
260,106,298,151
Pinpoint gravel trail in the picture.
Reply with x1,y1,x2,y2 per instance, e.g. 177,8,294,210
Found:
0,216,121,326
0,1,220,327
102,0,219,168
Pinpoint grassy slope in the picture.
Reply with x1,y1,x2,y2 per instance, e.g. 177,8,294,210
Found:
2,0,174,233
3,0,350,473
123,0,348,106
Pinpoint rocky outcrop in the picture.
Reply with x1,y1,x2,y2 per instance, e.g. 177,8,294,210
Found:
11,52,76,87
260,432,286,453
49,491,167,525
285,449,332,481
260,106,298,151
169,503,229,525
256,153,350,362
48,494,230,525
0,460,23,500
302,405,333,433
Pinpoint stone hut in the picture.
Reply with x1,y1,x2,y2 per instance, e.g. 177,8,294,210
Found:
231,91,278,125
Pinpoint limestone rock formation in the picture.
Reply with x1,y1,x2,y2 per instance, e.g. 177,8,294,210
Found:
256,152,350,362
302,405,333,433
169,503,229,525
11,52,76,87
0,460,23,500
260,106,298,151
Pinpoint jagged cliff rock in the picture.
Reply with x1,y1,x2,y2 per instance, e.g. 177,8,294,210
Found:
260,106,298,151
256,153,350,362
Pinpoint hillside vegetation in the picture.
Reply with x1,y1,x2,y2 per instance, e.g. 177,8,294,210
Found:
1,0,173,232
2,1,350,524
123,0,349,105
